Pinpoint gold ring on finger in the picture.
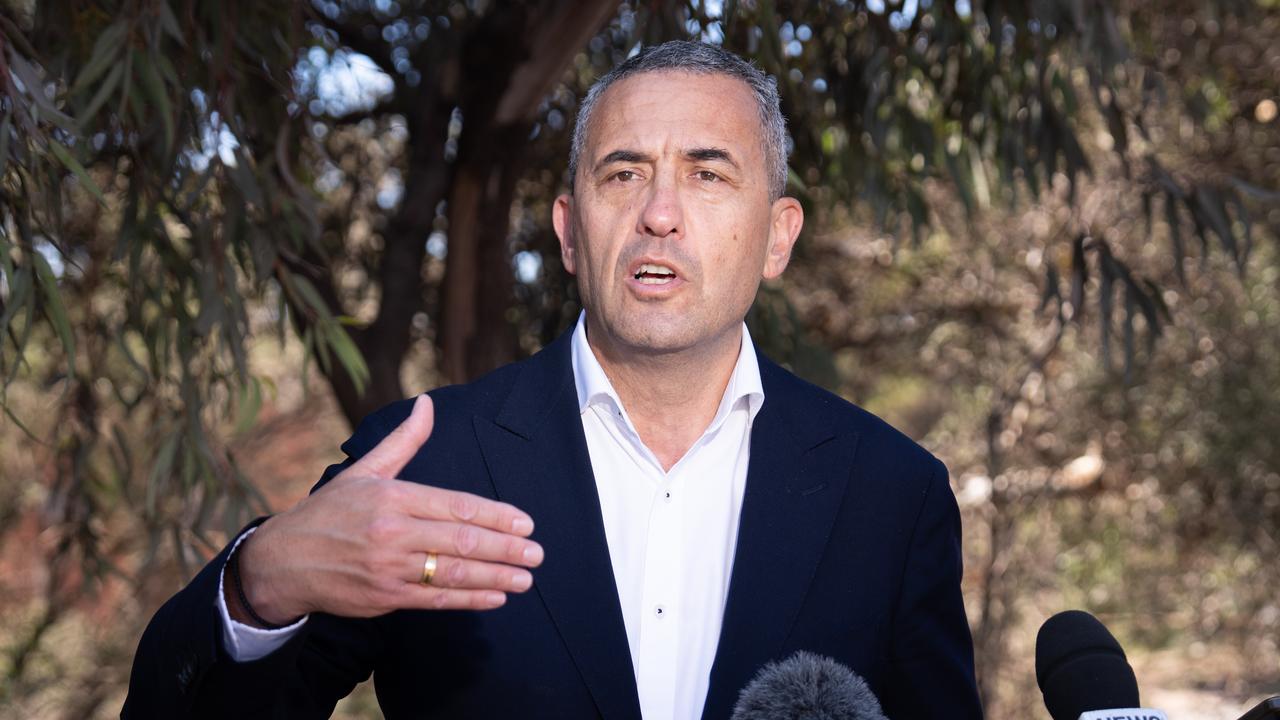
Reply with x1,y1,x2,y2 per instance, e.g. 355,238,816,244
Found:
421,552,438,585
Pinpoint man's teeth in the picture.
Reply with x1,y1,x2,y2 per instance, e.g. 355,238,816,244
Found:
634,263,676,284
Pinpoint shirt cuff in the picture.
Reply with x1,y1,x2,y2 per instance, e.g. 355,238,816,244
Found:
216,525,308,662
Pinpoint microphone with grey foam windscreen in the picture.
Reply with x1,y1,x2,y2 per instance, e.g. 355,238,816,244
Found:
730,651,888,720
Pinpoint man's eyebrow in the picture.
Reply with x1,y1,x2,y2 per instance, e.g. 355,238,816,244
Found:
594,150,653,171
684,147,740,168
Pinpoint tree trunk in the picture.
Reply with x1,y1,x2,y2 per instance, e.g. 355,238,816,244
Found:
313,1,618,414
352,96,454,417
436,0,618,384
288,96,453,427
440,124,528,383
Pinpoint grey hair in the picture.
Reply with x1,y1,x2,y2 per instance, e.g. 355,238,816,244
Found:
568,40,789,200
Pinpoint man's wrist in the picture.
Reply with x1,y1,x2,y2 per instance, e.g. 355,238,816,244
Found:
223,528,304,628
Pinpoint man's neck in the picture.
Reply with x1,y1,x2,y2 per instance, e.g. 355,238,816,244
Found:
585,321,742,472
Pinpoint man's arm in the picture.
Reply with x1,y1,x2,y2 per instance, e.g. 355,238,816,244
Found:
879,458,984,719
122,394,543,717
121,517,352,719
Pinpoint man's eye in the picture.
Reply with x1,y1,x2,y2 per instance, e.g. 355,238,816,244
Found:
612,170,639,182
696,170,721,182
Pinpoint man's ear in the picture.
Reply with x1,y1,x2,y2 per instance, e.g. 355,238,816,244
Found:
553,193,577,275
763,196,804,279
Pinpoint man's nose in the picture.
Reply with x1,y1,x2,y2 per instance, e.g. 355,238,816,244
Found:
636,177,683,239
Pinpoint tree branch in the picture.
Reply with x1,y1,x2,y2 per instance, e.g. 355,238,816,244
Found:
494,0,620,124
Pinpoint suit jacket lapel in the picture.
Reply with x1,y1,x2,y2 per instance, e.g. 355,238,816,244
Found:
700,357,859,720
473,333,642,720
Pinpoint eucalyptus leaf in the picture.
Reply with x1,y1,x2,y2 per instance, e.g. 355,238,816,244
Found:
47,141,107,205
146,430,182,518
1098,245,1115,369
234,377,263,435
1070,234,1087,322
137,57,175,153
159,3,186,46
32,250,77,377
324,322,370,396
287,273,333,319
0,108,13,177
8,52,76,131
69,22,127,96
80,62,124,125
0,262,32,339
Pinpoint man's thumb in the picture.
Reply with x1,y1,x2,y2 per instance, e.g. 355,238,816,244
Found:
355,394,434,477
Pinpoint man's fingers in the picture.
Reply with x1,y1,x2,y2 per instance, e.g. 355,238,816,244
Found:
401,520,543,568
413,553,533,592
352,394,435,478
399,484,535,537
400,585,508,611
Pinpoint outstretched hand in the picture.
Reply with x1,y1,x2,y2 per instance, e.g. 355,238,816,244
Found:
228,394,542,626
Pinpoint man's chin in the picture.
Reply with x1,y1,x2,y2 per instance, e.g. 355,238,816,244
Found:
612,319,750,360
601,319,701,357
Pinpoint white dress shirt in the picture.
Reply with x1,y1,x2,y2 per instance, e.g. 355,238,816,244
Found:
219,312,764,720
572,314,763,720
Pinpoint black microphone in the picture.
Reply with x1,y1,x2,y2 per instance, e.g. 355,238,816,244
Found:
1035,610,1168,720
1238,696,1280,720
730,651,887,720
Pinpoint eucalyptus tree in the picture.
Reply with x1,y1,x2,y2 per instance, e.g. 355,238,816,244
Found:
0,0,1275,659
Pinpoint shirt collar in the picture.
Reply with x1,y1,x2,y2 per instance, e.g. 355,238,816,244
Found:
570,311,765,427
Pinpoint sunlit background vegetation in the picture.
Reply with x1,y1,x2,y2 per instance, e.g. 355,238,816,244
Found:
1,1,1278,717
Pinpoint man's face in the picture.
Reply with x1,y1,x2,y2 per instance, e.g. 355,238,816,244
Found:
553,70,803,357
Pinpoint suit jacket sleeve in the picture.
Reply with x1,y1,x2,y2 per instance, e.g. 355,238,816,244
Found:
121,405,406,719
879,458,984,718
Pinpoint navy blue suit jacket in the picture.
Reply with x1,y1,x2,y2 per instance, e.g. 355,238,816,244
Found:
123,329,982,718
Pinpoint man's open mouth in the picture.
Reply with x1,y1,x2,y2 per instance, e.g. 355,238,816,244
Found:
633,263,677,285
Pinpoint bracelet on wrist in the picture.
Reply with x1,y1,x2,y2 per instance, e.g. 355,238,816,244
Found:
228,538,292,630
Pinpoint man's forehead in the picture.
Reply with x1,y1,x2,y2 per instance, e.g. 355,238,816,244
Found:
601,67,753,95
584,70,763,156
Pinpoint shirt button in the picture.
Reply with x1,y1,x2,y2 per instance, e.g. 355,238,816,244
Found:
664,491,672,503
654,604,668,619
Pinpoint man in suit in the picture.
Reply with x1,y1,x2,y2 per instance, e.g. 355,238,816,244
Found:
124,41,983,719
